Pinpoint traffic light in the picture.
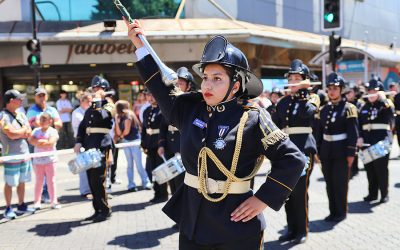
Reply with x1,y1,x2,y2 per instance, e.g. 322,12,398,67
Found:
26,39,41,66
322,0,342,31
329,33,343,71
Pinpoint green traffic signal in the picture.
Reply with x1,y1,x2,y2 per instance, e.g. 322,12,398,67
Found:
324,13,334,23
31,55,38,64
27,53,41,66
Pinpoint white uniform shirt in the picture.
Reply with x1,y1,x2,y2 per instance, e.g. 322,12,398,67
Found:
56,99,73,123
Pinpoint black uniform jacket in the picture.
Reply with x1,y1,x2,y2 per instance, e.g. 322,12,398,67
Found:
136,55,305,245
394,93,400,121
158,116,180,155
266,103,277,116
315,100,359,160
76,100,114,151
272,93,319,155
141,105,162,152
359,98,394,145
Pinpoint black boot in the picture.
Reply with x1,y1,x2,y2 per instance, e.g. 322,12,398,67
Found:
292,234,307,244
278,231,295,242
363,195,377,202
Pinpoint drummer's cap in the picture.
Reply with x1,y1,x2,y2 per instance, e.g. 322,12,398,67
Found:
365,78,384,91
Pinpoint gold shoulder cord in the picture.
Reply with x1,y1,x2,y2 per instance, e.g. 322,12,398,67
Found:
197,111,264,202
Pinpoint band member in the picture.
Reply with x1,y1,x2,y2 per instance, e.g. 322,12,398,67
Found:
141,90,168,203
125,19,305,249
273,59,320,244
157,67,196,194
74,75,115,222
358,79,394,203
315,73,358,222
344,82,364,177
266,87,282,115
394,89,400,158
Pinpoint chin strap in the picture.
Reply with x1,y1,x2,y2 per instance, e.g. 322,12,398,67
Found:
221,70,240,103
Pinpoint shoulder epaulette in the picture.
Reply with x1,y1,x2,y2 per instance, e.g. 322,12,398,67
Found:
345,102,358,118
104,102,116,117
257,107,288,150
386,99,395,109
309,93,321,109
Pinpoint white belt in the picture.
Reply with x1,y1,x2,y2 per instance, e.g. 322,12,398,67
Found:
168,125,179,132
396,110,400,115
184,172,251,194
86,127,110,134
323,133,347,142
146,128,160,135
283,127,312,135
362,124,390,131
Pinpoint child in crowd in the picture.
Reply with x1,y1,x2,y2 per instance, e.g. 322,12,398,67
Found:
28,112,61,209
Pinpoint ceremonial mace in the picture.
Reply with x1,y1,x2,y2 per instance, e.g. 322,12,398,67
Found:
113,0,178,86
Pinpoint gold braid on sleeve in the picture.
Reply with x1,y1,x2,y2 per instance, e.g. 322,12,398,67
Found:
197,111,264,202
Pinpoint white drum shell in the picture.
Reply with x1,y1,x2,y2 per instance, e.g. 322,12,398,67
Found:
152,154,185,184
68,149,103,174
360,139,391,165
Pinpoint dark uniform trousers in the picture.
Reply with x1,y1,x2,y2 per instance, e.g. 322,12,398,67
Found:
321,159,350,217
146,150,168,199
285,155,313,236
110,146,119,183
364,154,389,199
87,158,109,214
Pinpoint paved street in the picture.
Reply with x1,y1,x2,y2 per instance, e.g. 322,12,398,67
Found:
0,140,399,250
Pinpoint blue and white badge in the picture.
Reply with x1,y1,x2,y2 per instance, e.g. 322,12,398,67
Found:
292,103,299,115
331,111,337,123
214,125,229,150
193,118,206,129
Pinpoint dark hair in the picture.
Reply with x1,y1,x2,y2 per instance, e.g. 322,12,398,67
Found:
40,112,52,120
115,100,141,129
60,90,67,95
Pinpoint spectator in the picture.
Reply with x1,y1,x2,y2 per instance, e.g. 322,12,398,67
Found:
27,87,62,130
133,92,147,119
71,92,93,199
56,90,74,149
27,87,62,203
115,100,151,192
137,92,150,123
29,113,61,209
0,90,35,219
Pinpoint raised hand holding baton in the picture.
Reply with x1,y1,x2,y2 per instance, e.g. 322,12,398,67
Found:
113,0,178,86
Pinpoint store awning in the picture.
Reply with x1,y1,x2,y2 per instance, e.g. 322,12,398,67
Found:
0,18,399,65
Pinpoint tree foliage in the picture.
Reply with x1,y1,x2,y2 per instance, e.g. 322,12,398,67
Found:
91,0,180,20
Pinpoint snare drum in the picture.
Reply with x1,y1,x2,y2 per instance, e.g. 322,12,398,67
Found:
152,153,185,184
68,148,103,174
360,139,391,165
